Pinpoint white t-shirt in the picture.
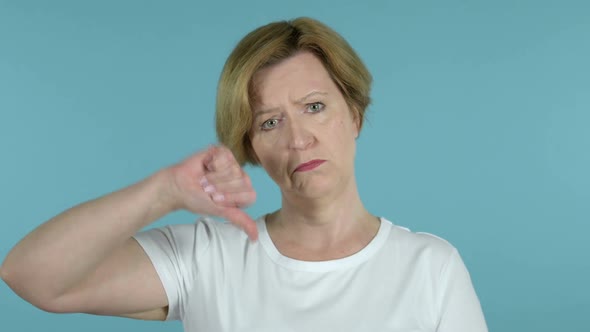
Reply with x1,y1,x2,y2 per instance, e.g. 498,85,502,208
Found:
133,216,488,332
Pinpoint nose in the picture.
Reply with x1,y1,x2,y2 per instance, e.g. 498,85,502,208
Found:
284,116,314,150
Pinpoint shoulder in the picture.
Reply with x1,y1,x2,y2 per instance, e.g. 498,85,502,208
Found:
133,216,247,257
155,215,247,237
381,218,457,267
189,216,252,254
194,216,249,239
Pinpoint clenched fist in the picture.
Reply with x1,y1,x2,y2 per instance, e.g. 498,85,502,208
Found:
165,146,258,240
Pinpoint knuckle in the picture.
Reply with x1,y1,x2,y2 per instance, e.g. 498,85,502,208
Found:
220,193,235,207
212,160,224,171
203,173,219,185
236,191,256,208
232,165,242,177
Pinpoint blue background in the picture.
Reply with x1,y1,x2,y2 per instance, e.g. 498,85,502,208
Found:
1,0,589,331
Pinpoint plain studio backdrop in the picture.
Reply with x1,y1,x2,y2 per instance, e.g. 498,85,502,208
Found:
1,0,588,331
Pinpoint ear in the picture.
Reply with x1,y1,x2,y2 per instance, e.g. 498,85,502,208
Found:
351,107,361,139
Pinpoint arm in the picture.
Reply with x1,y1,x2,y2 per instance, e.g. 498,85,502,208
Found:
0,146,256,320
0,170,175,318
436,249,488,332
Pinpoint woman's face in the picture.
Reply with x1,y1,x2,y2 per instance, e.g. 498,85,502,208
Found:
249,51,360,199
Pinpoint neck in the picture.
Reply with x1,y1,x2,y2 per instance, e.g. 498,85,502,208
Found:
267,176,378,251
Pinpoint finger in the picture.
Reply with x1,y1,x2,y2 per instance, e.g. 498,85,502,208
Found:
180,145,216,170
200,169,253,194
205,163,243,183
211,191,256,209
199,176,255,208
240,168,253,186
206,177,252,194
218,146,239,164
206,147,235,172
221,208,258,241
202,145,217,166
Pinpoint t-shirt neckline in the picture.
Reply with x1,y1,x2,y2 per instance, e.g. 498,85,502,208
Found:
257,215,391,272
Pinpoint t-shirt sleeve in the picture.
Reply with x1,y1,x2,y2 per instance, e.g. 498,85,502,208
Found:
132,221,211,321
436,249,488,332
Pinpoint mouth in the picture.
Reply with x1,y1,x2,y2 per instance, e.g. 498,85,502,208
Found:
294,159,326,173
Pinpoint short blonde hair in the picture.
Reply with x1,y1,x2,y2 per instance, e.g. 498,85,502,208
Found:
216,17,372,166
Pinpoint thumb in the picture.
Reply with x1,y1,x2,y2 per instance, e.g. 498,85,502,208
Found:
221,208,259,241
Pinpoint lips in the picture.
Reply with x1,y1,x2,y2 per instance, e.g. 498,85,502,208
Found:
294,159,326,172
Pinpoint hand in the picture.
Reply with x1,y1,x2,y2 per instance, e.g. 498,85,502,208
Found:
166,146,258,240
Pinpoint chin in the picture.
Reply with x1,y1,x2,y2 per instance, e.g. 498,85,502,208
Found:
287,174,341,199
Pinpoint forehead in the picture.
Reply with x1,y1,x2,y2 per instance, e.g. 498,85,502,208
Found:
252,52,337,106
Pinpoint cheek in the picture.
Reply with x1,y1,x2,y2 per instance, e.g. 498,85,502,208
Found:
252,141,286,177
336,120,358,167
252,126,285,147
332,115,354,141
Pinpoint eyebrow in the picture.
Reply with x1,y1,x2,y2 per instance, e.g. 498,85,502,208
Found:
295,90,328,104
254,91,328,118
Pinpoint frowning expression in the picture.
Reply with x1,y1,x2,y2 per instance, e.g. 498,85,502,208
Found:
249,51,360,198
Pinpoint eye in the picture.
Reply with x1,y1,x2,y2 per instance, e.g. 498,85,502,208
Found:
307,102,325,113
261,118,280,130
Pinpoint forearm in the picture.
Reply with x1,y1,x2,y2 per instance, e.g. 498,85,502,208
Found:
0,169,176,303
